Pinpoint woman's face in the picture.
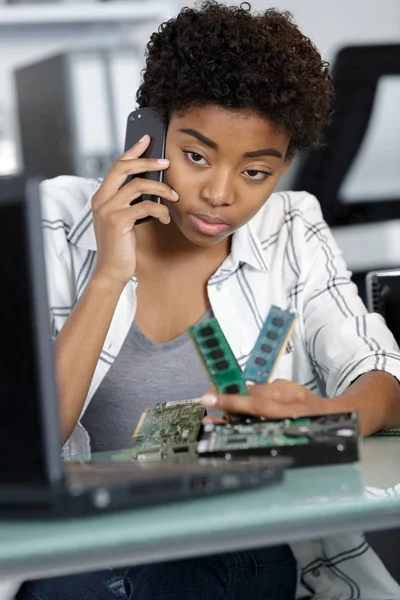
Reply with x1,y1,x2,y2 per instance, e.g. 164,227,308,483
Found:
164,105,291,247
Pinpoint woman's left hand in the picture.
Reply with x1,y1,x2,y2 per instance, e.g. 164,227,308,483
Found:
202,379,327,423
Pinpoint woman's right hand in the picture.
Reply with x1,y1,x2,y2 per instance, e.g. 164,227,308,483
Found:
91,134,178,288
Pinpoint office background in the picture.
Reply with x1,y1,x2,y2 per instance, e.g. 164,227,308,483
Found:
0,0,399,589
1,0,399,296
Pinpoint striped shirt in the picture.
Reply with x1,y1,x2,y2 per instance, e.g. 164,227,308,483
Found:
41,175,400,599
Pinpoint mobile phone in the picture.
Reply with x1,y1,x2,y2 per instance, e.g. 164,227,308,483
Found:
123,107,167,224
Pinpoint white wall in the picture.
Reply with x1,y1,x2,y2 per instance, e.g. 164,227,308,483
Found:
178,0,400,64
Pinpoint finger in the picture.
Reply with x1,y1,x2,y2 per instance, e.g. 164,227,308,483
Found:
201,386,287,417
95,136,152,202
201,392,259,416
93,134,169,207
97,178,179,214
122,134,151,159
120,177,179,204
98,157,170,198
202,392,302,421
120,201,172,227
202,416,227,425
109,156,170,194
94,165,172,211
118,157,170,175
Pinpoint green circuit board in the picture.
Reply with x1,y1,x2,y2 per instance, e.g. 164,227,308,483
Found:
243,306,296,384
197,412,360,467
188,318,249,397
197,419,309,453
132,398,206,462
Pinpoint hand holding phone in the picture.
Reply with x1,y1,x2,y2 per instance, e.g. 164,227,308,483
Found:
122,107,167,224
90,133,178,289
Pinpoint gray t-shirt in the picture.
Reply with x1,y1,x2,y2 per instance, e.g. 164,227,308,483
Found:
81,310,213,452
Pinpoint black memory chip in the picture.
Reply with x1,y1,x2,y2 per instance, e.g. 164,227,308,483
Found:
227,437,248,444
210,349,224,360
205,338,218,348
216,360,229,371
267,330,278,340
255,357,266,366
200,326,214,337
261,344,272,353
272,317,284,327
225,384,240,394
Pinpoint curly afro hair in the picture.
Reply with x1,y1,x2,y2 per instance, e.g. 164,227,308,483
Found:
137,1,333,157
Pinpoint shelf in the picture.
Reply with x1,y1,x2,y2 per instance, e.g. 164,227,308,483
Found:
0,1,173,26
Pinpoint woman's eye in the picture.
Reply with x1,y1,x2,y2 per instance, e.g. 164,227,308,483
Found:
245,170,272,181
185,151,207,165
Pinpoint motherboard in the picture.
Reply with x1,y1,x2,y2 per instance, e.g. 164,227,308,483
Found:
132,398,206,462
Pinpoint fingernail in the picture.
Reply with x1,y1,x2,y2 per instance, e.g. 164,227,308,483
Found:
202,394,217,407
157,159,169,165
139,134,149,142
164,216,171,224
172,190,179,200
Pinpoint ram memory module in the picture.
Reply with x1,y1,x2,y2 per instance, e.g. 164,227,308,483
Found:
243,306,296,384
188,318,248,397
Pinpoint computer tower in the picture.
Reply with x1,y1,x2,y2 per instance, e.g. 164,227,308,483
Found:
14,47,142,180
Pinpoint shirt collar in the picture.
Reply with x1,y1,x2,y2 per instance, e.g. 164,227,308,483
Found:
67,199,269,274
229,220,269,273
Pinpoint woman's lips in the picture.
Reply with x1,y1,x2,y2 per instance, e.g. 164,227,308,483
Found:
188,214,230,235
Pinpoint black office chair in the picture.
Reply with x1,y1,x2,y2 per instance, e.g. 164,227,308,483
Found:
293,45,400,227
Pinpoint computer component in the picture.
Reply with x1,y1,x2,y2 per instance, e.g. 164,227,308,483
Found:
188,308,296,424
0,174,289,517
366,269,400,346
373,427,400,437
188,318,249,397
197,412,360,468
243,306,296,384
372,426,400,436
132,398,205,462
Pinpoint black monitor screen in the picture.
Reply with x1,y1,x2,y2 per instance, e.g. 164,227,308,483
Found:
0,184,58,485
367,272,400,347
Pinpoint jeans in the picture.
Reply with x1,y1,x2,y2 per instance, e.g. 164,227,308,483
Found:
16,545,296,600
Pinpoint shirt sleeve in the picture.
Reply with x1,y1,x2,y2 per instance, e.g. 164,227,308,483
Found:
297,193,400,397
40,180,77,341
40,179,93,459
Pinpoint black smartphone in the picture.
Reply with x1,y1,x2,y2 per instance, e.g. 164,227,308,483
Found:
123,107,167,224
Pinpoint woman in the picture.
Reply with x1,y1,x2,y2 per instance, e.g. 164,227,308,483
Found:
17,2,400,599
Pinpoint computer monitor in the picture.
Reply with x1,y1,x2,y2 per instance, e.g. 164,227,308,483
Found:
0,174,62,488
366,269,400,345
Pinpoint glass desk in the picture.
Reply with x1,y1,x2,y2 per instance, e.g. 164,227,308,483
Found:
1,438,400,584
